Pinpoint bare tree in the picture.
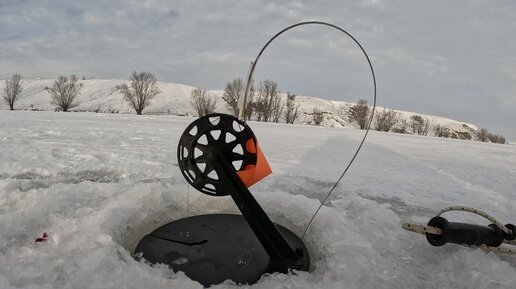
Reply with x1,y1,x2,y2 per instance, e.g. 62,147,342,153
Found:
118,71,161,115
48,75,83,112
222,78,244,117
373,109,398,132
486,132,507,144
392,118,410,134
254,80,281,122
410,115,423,134
244,87,255,121
487,133,499,143
3,74,23,110
476,128,489,142
223,78,256,119
284,92,300,124
349,99,369,129
421,119,432,136
312,107,325,125
454,131,472,140
434,124,451,138
271,93,284,123
191,88,217,116
410,115,431,136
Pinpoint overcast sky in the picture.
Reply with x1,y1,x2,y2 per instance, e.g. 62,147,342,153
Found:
1,0,515,139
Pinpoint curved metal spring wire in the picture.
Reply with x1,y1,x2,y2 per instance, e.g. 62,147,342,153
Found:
239,21,377,239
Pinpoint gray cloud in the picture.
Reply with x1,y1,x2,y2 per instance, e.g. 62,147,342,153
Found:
1,0,515,139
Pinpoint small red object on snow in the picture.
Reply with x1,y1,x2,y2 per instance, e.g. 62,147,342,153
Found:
35,232,49,243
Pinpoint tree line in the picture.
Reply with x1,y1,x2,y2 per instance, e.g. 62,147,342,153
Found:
2,73,303,124
191,78,302,125
2,72,161,114
347,99,507,144
2,73,508,144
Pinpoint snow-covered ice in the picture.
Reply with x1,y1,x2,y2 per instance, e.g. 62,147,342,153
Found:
0,110,515,288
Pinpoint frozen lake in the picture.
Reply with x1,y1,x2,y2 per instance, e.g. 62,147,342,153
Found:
1,111,515,288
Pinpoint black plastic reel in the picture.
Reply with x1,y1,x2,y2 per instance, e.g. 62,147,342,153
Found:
177,113,257,196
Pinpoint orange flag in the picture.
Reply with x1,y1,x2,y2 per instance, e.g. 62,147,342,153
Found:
236,138,272,187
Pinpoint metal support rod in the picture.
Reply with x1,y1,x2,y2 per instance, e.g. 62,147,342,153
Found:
208,151,301,268
239,61,254,121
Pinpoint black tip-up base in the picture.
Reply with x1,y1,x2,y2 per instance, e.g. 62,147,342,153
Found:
135,214,310,287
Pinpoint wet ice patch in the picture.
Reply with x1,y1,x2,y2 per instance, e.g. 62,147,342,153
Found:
358,193,436,219
4,170,122,192
12,172,51,180
59,169,121,184
12,179,51,192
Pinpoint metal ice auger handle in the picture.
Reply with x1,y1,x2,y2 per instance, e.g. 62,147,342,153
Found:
403,206,516,253
425,206,516,247
425,216,516,247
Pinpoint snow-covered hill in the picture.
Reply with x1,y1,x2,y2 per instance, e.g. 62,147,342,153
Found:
0,78,478,139
0,78,202,115
0,111,515,288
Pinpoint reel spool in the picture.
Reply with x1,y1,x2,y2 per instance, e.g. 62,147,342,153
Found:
135,114,309,287
177,113,257,196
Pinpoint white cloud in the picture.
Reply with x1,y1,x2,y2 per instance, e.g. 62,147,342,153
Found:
503,58,516,80
0,0,516,138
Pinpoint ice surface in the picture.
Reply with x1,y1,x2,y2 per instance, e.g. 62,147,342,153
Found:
0,111,515,288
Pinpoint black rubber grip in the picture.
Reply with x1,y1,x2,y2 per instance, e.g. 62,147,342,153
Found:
425,216,504,247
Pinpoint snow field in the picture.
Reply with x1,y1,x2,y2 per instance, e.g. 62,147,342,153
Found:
0,111,515,288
